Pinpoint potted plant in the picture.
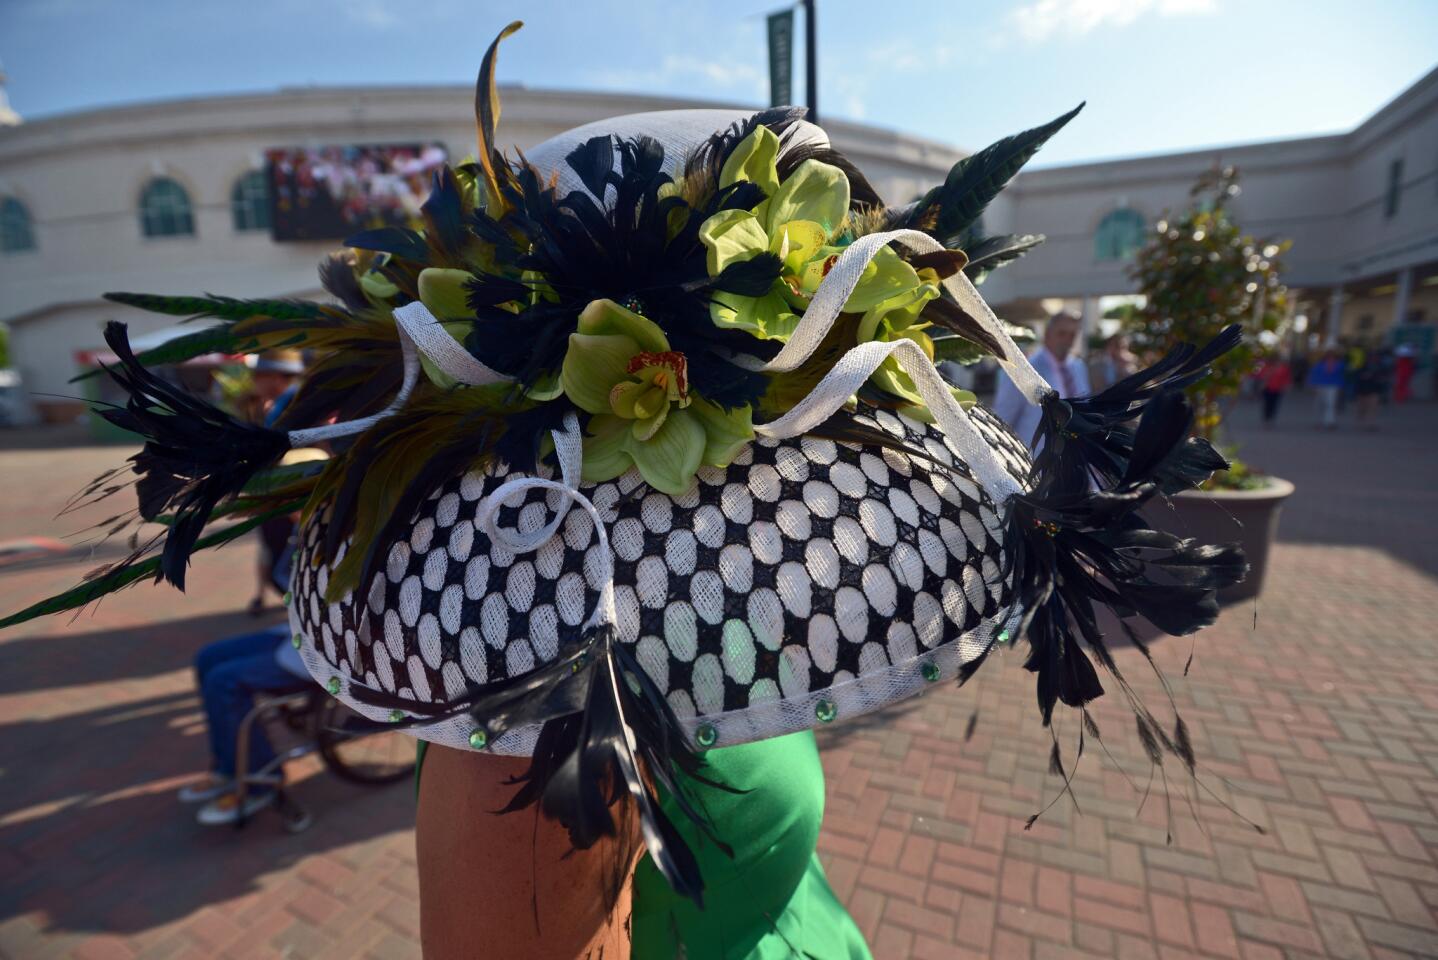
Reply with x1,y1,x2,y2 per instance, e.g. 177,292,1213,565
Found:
1125,166,1294,601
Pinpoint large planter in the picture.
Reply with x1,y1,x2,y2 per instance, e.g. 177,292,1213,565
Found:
1158,477,1295,603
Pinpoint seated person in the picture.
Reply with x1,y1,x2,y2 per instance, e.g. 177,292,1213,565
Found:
179,544,311,825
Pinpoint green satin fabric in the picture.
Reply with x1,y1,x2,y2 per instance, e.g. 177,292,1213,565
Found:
415,730,870,960
630,730,871,960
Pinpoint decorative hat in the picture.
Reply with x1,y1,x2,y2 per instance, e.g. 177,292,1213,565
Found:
6,23,1246,904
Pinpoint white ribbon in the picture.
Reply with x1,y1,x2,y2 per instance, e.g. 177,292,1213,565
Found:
474,413,616,632
391,301,514,387
760,228,1053,406
284,301,511,447
755,338,1024,503
286,325,421,446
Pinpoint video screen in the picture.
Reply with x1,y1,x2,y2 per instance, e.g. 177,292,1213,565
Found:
265,143,449,241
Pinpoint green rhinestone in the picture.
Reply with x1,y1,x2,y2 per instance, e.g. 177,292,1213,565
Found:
291,633,303,649
325,676,341,695
282,591,292,606
695,723,718,748
388,709,405,723
815,699,837,723
997,629,1011,644
921,661,941,682
468,729,489,750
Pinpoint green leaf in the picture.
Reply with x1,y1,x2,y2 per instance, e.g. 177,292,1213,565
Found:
926,103,1083,245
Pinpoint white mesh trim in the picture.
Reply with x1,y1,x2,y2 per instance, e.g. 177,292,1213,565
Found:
291,597,1024,757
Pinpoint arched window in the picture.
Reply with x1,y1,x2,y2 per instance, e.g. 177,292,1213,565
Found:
1094,207,1145,262
0,196,36,253
139,177,195,238
231,170,270,232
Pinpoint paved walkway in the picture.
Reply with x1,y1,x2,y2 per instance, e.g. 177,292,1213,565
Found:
1,397,1435,959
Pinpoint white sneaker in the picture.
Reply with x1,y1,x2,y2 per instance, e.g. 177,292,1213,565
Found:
178,774,234,804
196,790,277,826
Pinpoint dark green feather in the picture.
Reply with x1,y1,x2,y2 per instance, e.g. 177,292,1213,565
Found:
921,103,1083,246
69,326,256,383
0,504,299,629
963,233,1046,279
102,292,324,324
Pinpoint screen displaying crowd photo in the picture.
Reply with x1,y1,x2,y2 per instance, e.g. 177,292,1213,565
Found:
265,143,449,241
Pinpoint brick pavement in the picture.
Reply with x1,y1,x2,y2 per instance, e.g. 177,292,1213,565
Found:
1,399,1435,959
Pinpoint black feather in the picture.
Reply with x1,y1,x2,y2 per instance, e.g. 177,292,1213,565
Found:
92,322,291,589
565,136,616,198
962,234,1045,279
895,103,1083,245
1030,324,1244,499
343,226,431,263
351,622,733,909
319,254,372,313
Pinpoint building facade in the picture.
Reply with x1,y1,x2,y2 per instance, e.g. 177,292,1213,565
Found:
2,67,1435,422
978,65,1438,365
0,85,967,422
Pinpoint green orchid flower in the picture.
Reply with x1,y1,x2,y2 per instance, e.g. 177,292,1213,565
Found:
852,267,978,415
698,127,851,341
559,299,753,495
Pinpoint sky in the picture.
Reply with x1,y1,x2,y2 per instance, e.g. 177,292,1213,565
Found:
2,0,1436,168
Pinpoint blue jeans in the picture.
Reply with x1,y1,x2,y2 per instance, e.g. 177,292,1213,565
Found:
195,625,304,778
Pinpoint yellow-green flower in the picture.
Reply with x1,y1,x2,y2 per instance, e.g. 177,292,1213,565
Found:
559,299,753,495
698,127,850,340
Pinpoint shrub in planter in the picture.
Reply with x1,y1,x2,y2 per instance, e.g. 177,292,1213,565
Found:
1126,166,1293,600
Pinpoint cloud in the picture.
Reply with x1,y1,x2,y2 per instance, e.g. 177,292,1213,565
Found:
588,54,766,100
1009,0,1217,44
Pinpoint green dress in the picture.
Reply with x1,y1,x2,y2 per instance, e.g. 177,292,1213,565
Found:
416,730,870,960
631,730,871,959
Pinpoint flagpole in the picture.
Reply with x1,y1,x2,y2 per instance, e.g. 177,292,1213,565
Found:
801,0,817,125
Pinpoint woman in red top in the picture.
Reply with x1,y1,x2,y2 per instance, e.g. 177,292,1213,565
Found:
1259,353,1293,428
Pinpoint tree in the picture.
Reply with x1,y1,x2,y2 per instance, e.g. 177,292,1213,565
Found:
0,322,10,369
1126,166,1289,443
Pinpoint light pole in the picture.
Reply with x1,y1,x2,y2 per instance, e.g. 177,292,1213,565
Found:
801,0,817,125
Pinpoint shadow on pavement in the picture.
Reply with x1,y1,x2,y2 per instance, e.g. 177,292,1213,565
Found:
0,611,417,936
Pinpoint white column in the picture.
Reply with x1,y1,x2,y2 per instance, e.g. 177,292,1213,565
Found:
1327,287,1345,345
1391,268,1414,335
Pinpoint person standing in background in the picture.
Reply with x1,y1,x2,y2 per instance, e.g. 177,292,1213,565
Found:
1308,346,1346,430
1354,352,1386,430
1089,332,1138,393
1393,343,1416,403
1258,352,1293,428
993,312,1090,449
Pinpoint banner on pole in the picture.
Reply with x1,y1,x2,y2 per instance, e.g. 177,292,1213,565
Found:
767,9,794,107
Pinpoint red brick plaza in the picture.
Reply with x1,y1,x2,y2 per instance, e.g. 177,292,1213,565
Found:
1,397,1435,960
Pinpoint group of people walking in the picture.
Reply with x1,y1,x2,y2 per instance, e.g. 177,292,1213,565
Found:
1255,341,1414,431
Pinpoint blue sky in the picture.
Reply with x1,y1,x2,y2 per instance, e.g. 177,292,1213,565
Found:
2,0,1436,167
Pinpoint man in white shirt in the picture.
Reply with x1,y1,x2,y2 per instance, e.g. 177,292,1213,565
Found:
993,312,1091,449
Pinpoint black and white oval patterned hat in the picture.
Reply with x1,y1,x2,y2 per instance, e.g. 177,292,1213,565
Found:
288,400,1033,756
